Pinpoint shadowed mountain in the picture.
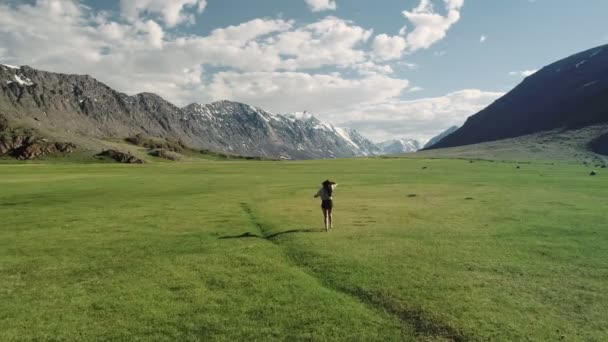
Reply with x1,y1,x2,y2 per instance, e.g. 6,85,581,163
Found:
428,44,608,151
424,126,459,149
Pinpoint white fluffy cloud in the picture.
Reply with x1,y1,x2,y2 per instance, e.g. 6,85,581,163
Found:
372,34,407,61
271,17,373,70
120,0,207,27
509,70,538,77
207,71,409,114
139,19,164,48
305,0,337,12
0,0,482,140
331,89,504,142
0,2,376,100
402,0,464,51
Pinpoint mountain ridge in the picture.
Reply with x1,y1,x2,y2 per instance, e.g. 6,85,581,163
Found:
424,126,459,149
0,64,384,160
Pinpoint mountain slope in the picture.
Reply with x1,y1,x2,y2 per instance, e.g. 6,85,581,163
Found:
0,65,190,140
413,124,607,166
181,104,375,159
344,128,382,156
0,64,376,160
429,44,608,150
424,126,459,149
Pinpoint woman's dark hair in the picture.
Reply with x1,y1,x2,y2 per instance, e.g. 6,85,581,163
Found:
322,180,334,197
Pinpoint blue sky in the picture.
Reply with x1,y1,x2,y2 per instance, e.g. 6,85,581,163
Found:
1,0,607,141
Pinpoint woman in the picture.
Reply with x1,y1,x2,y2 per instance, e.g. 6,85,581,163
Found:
314,180,338,231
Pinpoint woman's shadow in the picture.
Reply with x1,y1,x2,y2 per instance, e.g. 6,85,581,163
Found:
219,228,323,240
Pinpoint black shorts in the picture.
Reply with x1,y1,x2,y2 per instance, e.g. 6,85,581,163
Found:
321,200,333,210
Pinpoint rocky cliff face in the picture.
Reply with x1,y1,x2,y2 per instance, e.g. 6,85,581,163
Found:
0,64,384,160
0,127,76,160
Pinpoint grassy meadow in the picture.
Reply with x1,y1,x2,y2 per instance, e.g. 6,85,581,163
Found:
1,158,607,341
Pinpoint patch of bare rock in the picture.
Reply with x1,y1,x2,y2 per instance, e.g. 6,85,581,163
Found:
0,131,76,160
97,149,144,164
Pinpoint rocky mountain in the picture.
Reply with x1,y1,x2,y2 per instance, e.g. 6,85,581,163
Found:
424,126,459,149
0,64,186,139
0,64,379,160
377,139,422,154
282,112,381,157
345,128,383,156
180,105,380,159
429,44,608,150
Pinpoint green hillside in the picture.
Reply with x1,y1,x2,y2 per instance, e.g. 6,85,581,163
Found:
414,124,608,166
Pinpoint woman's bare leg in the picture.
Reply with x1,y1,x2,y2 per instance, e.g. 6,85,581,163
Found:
322,209,329,231
328,209,333,229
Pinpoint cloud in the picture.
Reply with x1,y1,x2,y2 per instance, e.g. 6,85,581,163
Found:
120,0,207,27
200,71,502,143
331,89,504,142
372,34,407,61
138,19,164,48
353,61,394,76
480,35,486,43
271,17,373,70
509,70,538,77
206,71,409,114
0,0,491,141
305,0,337,12
402,0,464,52
0,2,393,107
371,0,466,62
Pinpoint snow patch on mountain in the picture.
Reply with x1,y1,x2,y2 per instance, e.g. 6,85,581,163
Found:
333,126,359,148
284,111,381,156
378,139,422,155
287,111,313,121
590,49,602,58
1,63,19,69
576,60,587,69
583,80,599,88
14,74,34,86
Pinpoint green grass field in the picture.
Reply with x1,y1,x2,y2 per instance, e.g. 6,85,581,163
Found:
1,158,607,341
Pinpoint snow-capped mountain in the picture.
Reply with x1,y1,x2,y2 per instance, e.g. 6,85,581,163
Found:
0,63,406,159
180,104,379,159
377,139,422,155
283,112,381,156
344,127,383,156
